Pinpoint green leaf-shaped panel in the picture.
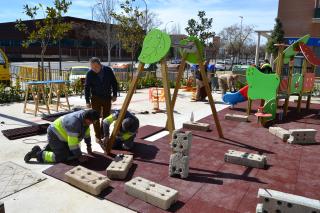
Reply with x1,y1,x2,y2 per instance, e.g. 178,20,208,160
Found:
138,29,171,64
246,66,280,101
179,36,204,64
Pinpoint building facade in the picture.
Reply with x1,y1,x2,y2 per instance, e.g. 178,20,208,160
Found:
278,0,320,46
0,16,128,61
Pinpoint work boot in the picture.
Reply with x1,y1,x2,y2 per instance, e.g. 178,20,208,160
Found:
24,145,41,162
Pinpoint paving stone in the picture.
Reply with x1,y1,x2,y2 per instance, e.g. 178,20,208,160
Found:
288,129,317,144
183,121,210,131
106,154,133,180
269,127,290,142
169,153,189,178
171,130,192,155
225,114,249,122
65,166,111,196
256,203,263,213
0,201,4,213
258,188,320,213
124,176,179,210
224,150,267,169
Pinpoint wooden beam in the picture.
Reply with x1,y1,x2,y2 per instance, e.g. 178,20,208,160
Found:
197,54,224,138
160,60,175,135
106,63,145,154
284,60,294,116
165,58,186,128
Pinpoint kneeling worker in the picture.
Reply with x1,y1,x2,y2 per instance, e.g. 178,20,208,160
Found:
102,110,139,150
24,109,100,163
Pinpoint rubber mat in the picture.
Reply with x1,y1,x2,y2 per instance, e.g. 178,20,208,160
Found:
43,102,320,213
2,123,50,140
41,111,73,122
0,161,46,199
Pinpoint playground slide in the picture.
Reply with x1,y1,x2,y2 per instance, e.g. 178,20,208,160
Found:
222,85,248,105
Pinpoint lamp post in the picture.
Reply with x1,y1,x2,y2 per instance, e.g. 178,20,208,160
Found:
91,3,102,21
239,16,244,64
142,0,148,31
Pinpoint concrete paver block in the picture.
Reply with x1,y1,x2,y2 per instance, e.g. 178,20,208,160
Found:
169,153,189,178
224,150,267,169
258,188,320,213
225,114,249,122
269,127,290,141
65,166,111,196
0,201,4,213
171,130,192,155
106,154,133,180
183,121,210,131
124,177,179,210
256,203,263,213
288,129,317,144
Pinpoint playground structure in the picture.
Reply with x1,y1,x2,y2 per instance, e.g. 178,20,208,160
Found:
223,34,319,125
105,29,223,154
274,34,318,115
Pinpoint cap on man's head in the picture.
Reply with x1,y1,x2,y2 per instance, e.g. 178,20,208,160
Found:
83,109,100,122
89,57,101,65
122,118,135,132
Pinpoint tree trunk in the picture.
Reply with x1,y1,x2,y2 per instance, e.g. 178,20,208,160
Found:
107,46,111,66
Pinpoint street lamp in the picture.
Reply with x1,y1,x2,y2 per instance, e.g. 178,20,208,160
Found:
141,0,148,31
239,16,244,64
165,21,174,33
91,3,102,21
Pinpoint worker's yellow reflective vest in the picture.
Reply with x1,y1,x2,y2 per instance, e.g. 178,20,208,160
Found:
103,111,138,142
51,110,90,156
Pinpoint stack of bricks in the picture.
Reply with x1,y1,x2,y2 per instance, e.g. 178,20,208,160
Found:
124,176,179,210
269,127,317,144
224,150,267,169
256,188,320,213
182,121,210,131
269,127,291,142
64,166,111,196
106,154,133,180
288,129,317,144
169,130,192,178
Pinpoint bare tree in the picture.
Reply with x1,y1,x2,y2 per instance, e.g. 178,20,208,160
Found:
219,24,254,67
94,0,118,65
139,10,162,31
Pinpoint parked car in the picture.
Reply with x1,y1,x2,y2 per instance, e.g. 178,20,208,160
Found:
215,61,226,71
69,66,90,83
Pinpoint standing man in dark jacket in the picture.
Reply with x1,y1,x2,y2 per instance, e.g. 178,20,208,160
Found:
85,57,118,145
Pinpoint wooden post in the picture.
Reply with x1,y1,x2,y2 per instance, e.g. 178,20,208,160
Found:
165,58,186,128
197,53,224,138
247,99,252,115
297,59,307,112
275,45,285,111
284,59,294,116
306,94,311,110
106,63,145,154
160,60,175,135
23,85,30,113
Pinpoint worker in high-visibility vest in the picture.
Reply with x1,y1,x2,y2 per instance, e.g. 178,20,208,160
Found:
24,109,100,163
260,59,273,74
102,110,139,151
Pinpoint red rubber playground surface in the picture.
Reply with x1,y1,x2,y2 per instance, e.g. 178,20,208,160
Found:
43,100,320,213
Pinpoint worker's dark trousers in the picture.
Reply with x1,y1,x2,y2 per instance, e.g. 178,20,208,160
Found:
113,137,134,150
37,128,72,163
91,96,112,139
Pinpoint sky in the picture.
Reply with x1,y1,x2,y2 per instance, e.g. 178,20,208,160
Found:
0,0,279,42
